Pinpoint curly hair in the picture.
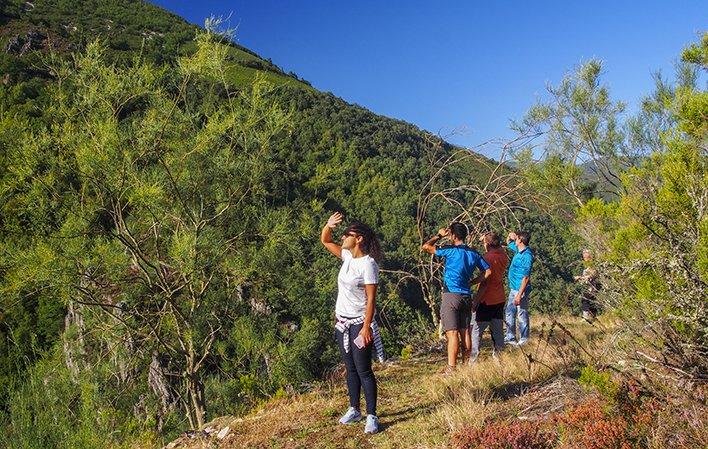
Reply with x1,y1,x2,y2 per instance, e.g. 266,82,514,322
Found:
343,222,383,262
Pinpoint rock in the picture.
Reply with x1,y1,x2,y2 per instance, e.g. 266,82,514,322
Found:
217,426,230,440
5,36,22,54
4,31,47,56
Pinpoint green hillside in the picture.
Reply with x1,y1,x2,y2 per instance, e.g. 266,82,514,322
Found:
0,0,309,87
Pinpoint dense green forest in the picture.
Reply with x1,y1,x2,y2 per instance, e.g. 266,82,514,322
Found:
1,1,704,447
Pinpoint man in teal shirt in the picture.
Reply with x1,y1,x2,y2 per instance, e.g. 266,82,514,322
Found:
505,231,534,346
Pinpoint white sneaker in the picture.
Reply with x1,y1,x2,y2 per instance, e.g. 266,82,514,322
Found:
339,407,362,424
364,414,379,434
517,338,528,346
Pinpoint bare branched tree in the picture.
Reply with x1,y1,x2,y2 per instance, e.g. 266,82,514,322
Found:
383,131,547,331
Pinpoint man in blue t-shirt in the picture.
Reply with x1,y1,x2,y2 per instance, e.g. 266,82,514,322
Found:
422,222,491,371
505,231,534,346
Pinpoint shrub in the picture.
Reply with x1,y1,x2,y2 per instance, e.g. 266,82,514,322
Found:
452,420,556,449
578,366,619,403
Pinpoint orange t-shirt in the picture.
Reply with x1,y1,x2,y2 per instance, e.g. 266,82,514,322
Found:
478,247,509,305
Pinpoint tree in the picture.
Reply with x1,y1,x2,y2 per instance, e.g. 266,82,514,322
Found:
1,30,291,429
578,33,707,383
512,60,627,208
384,133,542,328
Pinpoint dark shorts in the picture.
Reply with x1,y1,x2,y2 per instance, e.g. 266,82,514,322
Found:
475,302,504,322
440,292,471,331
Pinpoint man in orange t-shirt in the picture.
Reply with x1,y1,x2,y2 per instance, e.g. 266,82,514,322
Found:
469,232,509,362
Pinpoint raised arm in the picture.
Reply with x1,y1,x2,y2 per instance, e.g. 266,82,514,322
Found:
320,212,344,259
421,227,449,255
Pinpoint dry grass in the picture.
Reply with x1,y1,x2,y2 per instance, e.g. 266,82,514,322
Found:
423,315,618,437
160,315,623,449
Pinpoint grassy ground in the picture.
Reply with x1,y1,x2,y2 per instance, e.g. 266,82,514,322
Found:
161,315,619,449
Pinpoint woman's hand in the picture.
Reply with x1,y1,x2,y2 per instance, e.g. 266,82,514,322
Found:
327,212,343,229
358,326,372,346
321,212,344,258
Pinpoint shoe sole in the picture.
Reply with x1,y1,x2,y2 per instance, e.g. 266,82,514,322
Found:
339,416,363,425
339,418,361,426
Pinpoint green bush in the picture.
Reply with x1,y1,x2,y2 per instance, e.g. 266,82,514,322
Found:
578,366,619,403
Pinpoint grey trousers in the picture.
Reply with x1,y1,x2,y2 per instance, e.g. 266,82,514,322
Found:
470,314,505,360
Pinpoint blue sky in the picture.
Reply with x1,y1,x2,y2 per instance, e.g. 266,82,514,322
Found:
150,1,706,157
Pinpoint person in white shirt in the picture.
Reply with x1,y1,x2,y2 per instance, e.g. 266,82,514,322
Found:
320,212,383,434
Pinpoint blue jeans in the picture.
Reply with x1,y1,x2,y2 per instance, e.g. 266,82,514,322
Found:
505,289,529,342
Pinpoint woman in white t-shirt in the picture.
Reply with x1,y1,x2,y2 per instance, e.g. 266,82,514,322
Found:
320,212,383,434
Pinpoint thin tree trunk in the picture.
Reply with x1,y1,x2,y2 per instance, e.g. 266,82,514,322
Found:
188,374,205,429
185,351,206,429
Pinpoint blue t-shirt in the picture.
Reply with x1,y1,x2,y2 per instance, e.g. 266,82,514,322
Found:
435,245,490,295
507,241,534,292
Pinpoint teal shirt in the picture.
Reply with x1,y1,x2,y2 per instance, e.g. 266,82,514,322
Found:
507,241,534,292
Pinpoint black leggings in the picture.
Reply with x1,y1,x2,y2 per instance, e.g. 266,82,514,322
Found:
336,322,377,415
581,293,599,315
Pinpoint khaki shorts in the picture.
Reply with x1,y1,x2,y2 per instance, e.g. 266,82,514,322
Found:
440,292,471,332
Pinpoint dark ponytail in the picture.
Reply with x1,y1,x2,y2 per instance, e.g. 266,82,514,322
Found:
344,222,383,262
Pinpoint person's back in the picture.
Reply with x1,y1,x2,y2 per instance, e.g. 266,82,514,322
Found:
421,222,491,371
437,244,487,295
470,233,509,362
478,246,509,305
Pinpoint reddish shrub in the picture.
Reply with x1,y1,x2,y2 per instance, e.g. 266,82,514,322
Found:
452,420,556,449
556,398,606,428
580,418,632,449
452,386,670,449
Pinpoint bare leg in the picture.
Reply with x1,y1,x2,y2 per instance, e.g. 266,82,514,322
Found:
459,329,470,365
446,329,459,367
464,325,472,361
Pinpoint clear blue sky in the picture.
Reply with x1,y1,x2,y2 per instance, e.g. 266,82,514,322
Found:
150,1,706,157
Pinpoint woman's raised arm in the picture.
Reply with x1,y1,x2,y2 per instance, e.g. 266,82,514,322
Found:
320,212,344,259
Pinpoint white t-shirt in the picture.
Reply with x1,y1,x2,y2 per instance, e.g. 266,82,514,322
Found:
335,249,379,317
